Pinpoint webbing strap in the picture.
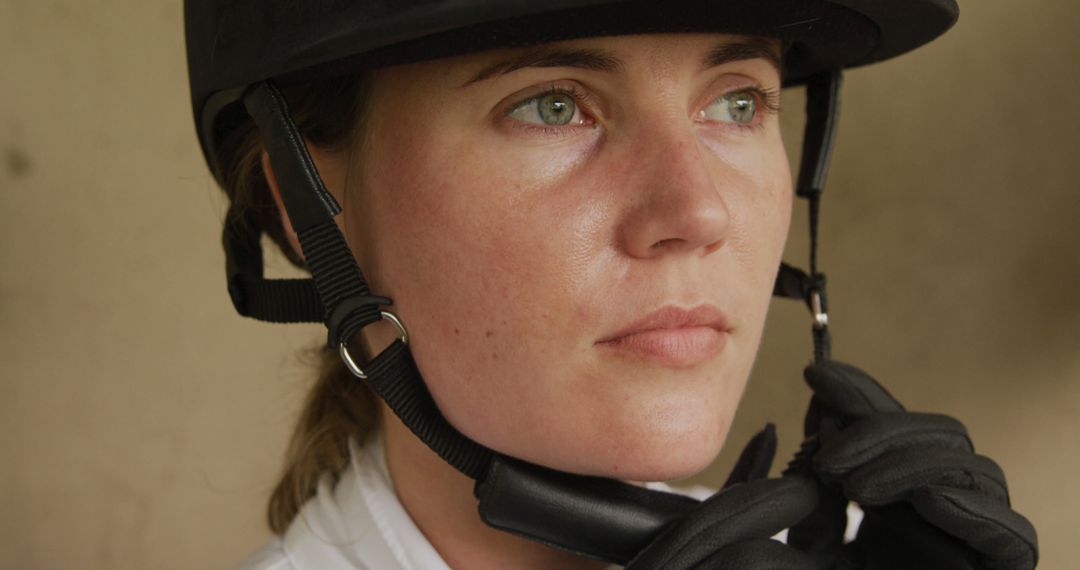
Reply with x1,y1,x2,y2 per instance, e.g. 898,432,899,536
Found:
786,71,847,561
366,341,496,480
242,81,383,345
241,79,496,481
295,221,382,345
773,262,813,302
793,71,843,364
223,213,323,323
235,275,323,323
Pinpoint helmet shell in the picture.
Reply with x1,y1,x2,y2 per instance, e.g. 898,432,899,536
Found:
185,0,958,181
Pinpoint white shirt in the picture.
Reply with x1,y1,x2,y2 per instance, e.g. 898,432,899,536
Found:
235,437,717,570
234,427,871,570
236,435,451,570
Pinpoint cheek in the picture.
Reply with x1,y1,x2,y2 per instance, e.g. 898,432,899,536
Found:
357,120,612,437
704,133,793,290
730,146,793,367
372,127,605,309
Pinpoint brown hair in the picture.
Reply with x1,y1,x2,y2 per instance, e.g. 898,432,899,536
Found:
214,75,378,534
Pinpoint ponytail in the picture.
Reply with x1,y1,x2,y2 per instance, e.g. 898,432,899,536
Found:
267,349,379,534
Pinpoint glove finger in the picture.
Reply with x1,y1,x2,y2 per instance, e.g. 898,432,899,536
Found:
913,485,1038,570
627,477,818,570
843,447,1009,506
804,361,905,419
699,538,826,570
814,412,973,479
723,423,778,489
856,503,981,570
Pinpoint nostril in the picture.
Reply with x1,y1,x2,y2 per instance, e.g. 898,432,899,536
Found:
651,238,684,250
650,237,725,255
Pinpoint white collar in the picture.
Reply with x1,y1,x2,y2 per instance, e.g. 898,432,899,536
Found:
281,436,450,570
278,435,720,570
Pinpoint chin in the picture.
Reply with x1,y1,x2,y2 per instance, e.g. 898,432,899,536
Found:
607,428,729,482
532,412,733,483
594,389,740,482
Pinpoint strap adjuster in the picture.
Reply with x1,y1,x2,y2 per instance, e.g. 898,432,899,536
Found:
808,274,829,331
326,294,392,347
811,291,829,329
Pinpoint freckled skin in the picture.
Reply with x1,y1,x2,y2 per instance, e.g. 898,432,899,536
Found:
328,34,792,482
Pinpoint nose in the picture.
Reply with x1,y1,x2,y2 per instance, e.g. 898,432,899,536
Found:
617,128,731,259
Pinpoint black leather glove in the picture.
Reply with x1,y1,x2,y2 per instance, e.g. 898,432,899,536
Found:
789,361,1038,570
625,475,823,569
622,425,821,569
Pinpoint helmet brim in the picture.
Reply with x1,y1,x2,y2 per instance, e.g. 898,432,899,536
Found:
186,0,958,182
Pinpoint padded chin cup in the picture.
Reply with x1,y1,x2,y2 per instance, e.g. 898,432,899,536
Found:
475,455,699,565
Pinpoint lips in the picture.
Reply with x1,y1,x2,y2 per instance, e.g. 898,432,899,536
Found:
596,305,732,367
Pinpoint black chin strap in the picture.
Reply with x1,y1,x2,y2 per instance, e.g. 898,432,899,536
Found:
774,70,843,364
232,73,843,564
777,72,854,561
241,81,496,481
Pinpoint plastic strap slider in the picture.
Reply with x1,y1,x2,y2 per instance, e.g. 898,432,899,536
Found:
327,294,392,347
811,291,829,329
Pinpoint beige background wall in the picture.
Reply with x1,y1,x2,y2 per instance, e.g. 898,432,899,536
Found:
1,1,1077,568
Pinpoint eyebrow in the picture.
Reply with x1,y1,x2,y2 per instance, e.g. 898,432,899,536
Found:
703,38,782,76
460,38,781,87
462,48,623,86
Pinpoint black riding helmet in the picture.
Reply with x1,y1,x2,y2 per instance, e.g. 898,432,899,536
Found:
188,0,957,182
184,1,960,565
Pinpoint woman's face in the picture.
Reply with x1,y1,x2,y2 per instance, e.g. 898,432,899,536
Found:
346,33,792,481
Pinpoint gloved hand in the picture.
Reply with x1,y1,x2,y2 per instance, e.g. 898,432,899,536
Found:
618,424,823,569
625,475,824,569
789,360,1038,570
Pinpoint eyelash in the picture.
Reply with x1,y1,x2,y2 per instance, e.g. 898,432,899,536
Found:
503,83,599,136
503,83,782,136
747,87,782,116
714,86,782,134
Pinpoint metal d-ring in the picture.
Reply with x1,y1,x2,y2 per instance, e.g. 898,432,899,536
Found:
339,311,409,380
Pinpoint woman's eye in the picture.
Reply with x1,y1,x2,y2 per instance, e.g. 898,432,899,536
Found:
508,92,583,126
699,90,758,125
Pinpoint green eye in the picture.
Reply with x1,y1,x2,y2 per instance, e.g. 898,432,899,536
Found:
510,92,578,126
700,91,758,124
